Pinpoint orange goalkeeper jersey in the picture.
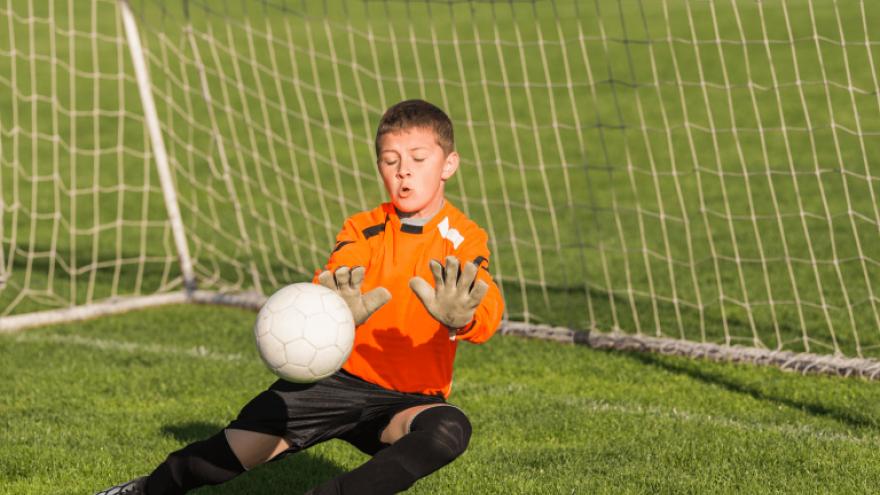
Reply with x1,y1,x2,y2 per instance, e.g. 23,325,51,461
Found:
312,201,504,398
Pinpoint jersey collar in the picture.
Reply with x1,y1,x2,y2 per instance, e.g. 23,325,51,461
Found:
384,200,455,235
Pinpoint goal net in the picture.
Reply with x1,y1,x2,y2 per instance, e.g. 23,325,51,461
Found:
2,0,880,374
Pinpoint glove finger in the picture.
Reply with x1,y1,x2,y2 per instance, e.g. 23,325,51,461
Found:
428,259,445,290
467,280,490,308
409,276,436,307
444,256,460,286
334,266,351,289
458,259,479,292
317,270,337,291
349,266,365,290
362,286,392,315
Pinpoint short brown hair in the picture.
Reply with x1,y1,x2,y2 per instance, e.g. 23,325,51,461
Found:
374,99,454,157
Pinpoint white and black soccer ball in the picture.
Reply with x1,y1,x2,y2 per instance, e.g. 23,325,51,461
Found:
254,283,355,383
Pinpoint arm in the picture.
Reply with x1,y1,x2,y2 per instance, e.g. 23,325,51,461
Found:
316,217,372,272
314,217,390,326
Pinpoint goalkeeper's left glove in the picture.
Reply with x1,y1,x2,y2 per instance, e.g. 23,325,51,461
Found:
409,256,489,339
317,265,391,326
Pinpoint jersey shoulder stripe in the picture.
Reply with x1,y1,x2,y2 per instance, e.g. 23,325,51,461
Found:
362,215,388,239
332,240,354,254
344,205,391,234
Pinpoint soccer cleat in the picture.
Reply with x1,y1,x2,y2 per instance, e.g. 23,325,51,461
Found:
94,476,147,495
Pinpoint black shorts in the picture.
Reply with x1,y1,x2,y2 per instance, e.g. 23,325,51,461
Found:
227,370,446,456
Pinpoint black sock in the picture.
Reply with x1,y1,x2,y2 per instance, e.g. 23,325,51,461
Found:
308,406,472,495
145,430,246,495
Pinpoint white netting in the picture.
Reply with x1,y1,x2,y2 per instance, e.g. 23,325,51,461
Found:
0,0,181,320
2,1,879,367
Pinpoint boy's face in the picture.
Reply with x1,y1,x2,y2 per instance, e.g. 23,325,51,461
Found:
377,127,459,218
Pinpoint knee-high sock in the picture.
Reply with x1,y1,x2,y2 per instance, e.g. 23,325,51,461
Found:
145,430,246,495
308,406,473,495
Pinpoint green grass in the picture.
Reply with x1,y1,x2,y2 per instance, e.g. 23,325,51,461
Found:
2,303,880,494
2,2,880,492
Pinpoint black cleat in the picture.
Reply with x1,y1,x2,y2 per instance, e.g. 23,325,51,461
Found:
94,476,147,495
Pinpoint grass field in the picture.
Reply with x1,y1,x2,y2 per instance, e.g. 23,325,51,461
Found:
3,1,880,493
3,303,880,494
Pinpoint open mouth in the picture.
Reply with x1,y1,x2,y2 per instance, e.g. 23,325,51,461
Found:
399,185,412,198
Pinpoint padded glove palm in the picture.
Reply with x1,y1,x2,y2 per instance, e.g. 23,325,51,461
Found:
317,266,391,326
409,256,489,338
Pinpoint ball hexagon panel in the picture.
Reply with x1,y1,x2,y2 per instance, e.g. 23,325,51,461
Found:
304,313,342,349
284,338,317,366
258,332,287,369
292,292,326,316
270,306,306,344
309,346,345,378
320,292,351,320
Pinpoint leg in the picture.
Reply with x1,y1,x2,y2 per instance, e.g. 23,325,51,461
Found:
95,424,289,495
308,404,472,495
225,428,291,469
140,430,239,495
98,373,366,495
144,429,280,495
379,403,444,445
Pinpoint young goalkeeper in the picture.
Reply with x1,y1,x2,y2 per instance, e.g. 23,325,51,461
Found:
96,99,505,495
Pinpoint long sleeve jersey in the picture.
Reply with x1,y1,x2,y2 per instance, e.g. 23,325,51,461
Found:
312,201,505,398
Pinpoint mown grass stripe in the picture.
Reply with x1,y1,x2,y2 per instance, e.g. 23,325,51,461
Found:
8,331,878,448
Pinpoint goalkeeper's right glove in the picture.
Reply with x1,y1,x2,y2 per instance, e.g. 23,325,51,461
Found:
317,265,391,326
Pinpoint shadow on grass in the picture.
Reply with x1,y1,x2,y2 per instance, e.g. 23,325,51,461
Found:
162,421,223,443
200,451,347,495
621,350,880,431
160,422,348,495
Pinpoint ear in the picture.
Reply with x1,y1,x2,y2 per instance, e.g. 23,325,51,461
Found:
440,151,460,181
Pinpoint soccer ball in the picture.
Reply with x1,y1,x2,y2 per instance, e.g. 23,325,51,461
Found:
254,283,355,383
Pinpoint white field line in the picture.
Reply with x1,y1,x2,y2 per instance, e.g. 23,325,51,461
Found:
457,382,880,447
8,332,252,363
8,334,879,447
561,395,880,447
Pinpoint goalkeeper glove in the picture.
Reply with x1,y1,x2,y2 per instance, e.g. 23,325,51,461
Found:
409,256,489,339
317,266,391,326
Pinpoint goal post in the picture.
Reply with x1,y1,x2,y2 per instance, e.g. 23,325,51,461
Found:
118,0,196,294
2,0,880,377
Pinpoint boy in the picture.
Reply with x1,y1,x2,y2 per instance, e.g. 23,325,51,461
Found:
97,99,504,494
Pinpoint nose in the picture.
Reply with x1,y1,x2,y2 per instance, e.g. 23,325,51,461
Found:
396,160,412,179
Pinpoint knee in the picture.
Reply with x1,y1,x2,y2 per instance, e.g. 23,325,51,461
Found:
409,406,472,463
311,406,472,494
